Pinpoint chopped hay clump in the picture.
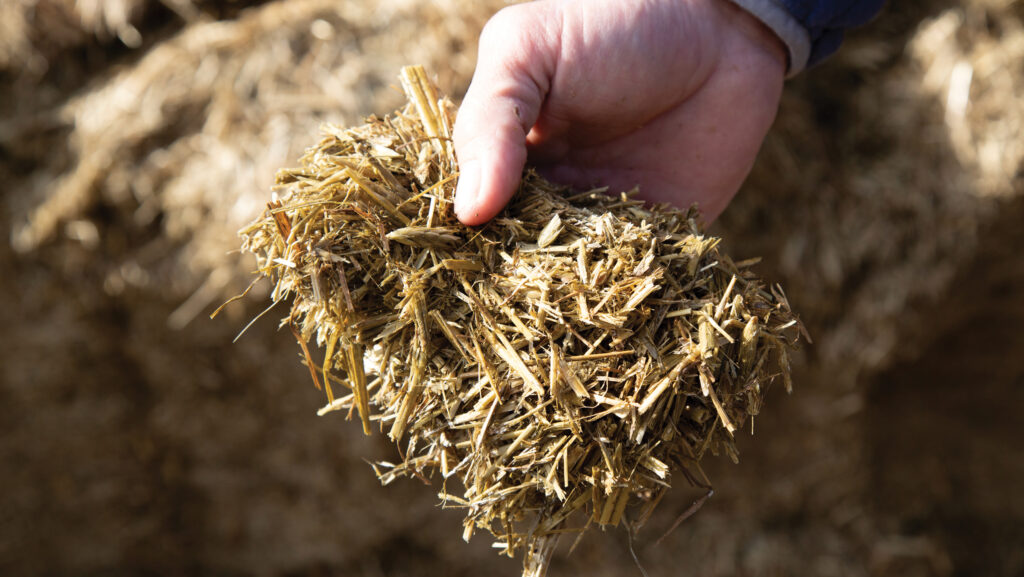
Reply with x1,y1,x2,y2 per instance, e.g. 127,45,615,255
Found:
238,66,802,576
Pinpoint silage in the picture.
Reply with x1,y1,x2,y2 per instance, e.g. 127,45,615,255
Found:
720,0,1024,387
239,66,802,576
8,0,1021,386
6,0,498,328
4,0,1024,574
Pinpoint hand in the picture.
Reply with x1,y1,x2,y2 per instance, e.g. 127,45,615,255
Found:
452,0,787,225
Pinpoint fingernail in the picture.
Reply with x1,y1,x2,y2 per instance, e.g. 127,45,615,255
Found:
454,160,480,220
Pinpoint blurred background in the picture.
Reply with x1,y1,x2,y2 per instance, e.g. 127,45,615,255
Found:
1,0,1021,575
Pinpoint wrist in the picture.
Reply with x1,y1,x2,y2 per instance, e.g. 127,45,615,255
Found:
714,0,788,71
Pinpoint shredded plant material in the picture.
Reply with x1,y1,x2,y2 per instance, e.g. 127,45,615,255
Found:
238,66,802,576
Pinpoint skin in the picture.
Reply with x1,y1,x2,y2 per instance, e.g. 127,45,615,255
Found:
452,0,788,226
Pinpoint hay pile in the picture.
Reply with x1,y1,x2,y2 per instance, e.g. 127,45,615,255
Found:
719,0,1024,387
0,0,139,75
0,0,211,77
4,0,496,329
239,66,801,575
2,0,1023,575
910,2,1024,199
8,0,1018,385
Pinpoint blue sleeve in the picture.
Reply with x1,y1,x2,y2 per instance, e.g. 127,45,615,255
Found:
779,0,887,66
730,0,886,74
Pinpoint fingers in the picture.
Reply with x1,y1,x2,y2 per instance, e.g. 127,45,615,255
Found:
453,4,558,225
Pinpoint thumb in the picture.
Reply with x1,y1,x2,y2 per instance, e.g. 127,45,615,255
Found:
453,5,557,225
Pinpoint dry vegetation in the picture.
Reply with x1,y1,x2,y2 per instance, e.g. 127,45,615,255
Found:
1,0,1022,576
722,0,1024,385
238,67,801,574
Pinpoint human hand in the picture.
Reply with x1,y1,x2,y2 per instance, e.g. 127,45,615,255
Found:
452,0,787,225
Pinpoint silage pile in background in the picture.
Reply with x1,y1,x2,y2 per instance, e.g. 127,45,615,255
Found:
720,0,1024,386
1,0,1022,575
0,0,144,74
4,0,496,328
4,0,1019,376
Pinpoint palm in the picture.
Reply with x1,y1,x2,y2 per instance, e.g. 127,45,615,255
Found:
533,64,782,219
453,0,786,224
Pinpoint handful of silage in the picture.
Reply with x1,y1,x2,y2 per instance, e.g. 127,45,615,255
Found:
238,66,801,576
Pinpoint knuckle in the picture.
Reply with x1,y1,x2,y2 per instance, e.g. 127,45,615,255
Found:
480,5,530,47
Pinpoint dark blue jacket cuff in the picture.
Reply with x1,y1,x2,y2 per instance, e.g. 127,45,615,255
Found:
730,0,886,74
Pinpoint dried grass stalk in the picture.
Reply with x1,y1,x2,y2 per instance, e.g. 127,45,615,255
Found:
239,66,802,576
